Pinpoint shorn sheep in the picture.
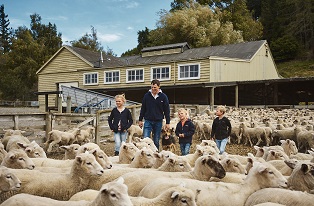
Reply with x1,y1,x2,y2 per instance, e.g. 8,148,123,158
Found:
0,166,21,193
1,149,35,170
139,161,288,206
4,152,104,201
244,188,314,206
45,128,80,152
0,177,133,206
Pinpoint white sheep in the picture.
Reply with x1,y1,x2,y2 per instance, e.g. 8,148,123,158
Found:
183,144,218,167
45,128,80,152
0,141,7,163
60,144,80,160
127,125,143,142
152,150,175,169
0,166,21,193
16,140,47,158
157,155,192,172
129,147,155,168
280,139,298,157
1,177,133,206
117,155,226,196
75,126,95,145
6,152,104,201
239,122,267,146
118,142,139,164
134,138,158,152
295,126,314,152
5,135,30,151
1,129,26,148
139,161,287,206
1,149,35,170
220,154,247,174
285,160,314,193
199,139,220,153
244,188,314,206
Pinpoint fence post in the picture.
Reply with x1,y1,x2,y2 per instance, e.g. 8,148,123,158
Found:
45,113,52,142
131,107,137,124
66,96,71,113
13,115,19,130
58,96,62,113
95,111,100,145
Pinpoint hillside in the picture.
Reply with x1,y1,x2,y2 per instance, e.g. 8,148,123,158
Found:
276,59,314,78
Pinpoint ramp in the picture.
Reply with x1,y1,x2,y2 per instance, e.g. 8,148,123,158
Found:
61,86,139,113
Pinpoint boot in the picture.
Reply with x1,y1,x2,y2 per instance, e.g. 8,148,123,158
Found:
114,151,119,156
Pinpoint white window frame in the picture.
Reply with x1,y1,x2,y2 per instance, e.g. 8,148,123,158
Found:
151,65,171,81
177,63,200,80
126,68,144,83
83,72,98,85
104,70,120,84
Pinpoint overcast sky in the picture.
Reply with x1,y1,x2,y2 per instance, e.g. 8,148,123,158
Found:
2,0,172,56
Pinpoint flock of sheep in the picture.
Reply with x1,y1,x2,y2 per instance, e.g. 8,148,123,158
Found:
0,106,314,206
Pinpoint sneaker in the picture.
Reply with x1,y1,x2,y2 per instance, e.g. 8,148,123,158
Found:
114,151,119,156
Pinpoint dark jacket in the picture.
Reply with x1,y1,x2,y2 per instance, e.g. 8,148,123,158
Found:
108,107,133,133
139,91,170,124
175,119,195,144
211,116,231,140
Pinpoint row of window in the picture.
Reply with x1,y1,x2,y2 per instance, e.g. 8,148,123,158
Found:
83,64,200,85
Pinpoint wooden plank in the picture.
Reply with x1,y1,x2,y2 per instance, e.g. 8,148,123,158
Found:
77,117,95,128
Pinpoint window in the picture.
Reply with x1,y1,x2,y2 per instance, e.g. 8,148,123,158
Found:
104,71,120,84
126,69,144,83
178,64,200,80
83,72,98,85
151,66,170,81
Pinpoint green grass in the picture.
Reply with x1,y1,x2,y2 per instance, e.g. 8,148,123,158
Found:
276,59,314,78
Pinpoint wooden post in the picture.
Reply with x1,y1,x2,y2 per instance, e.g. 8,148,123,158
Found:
66,96,71,113
210,87,215,110
95,111,100,145
58,96,62,113
235,85,239,108
131,107,137,124
13,115,19,130
45,113,52,142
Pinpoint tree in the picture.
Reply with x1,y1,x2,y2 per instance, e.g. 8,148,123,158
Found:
0,4,12,53
150,2,243,48
71,26,103,52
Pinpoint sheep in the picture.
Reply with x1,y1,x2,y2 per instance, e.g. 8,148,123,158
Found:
32,148,113,170
75,126,95,145
152,150,175,169
157,155,192,172
1,177,133,206
5,135,30,151
129,147,155,168
69,183,197,206
244,188,314,206
117,155,226,196
135,138,158,152
0,141,7,163
265,149,290,161
60,144,80,160
285,160,314,193
1,129,26,148
118,142,139,164
14,140,47,158
127,125,143,142
139,161,288,206
280,139,298,157
295,126,314,152
45,128,80,152
6,152,104,201
239,122,267,146
220,155,247,174
271,127,296,144
199,139,219,153
0,166,21,193
1,149,35,170
183,144,218,167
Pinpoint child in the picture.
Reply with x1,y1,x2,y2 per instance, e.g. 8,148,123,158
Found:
108,94,133,156
175,108,195,156
210,105,231,155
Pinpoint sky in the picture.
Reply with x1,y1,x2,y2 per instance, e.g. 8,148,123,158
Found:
2,0,172,56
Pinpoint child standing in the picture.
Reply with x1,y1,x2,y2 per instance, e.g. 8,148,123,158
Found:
175,108,195,156
108,94,133,156
210,105,231,155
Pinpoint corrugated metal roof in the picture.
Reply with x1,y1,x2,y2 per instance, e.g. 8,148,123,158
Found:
141,42,190,52
67,40,266,68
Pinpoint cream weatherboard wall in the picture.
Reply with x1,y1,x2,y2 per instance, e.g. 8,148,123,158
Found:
209,44,280,82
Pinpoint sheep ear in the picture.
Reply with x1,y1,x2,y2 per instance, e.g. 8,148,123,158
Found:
301,164,310,174
17,142,27,149
171,191,180,199
59,146,69,150
116,177,124,184
284,159,298,169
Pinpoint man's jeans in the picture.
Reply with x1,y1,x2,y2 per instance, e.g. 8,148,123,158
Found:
143,120,163,151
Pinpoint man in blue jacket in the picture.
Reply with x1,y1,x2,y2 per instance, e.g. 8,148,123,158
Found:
139,79,170,151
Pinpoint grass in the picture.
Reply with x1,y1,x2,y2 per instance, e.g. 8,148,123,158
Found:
276,59,314,78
